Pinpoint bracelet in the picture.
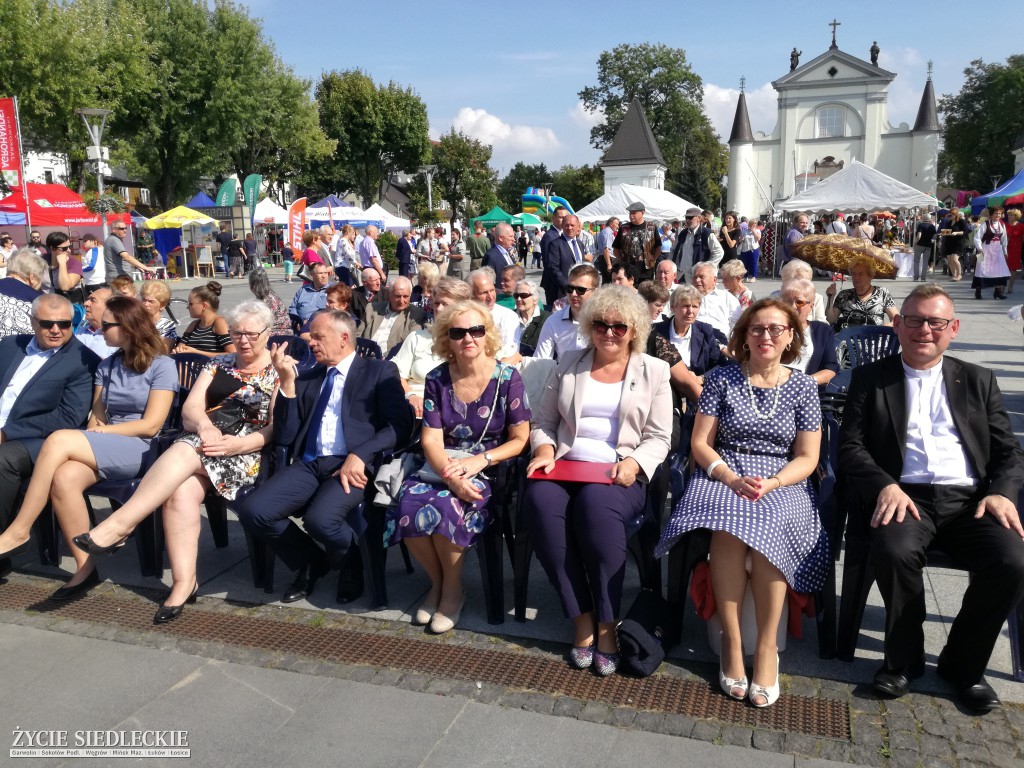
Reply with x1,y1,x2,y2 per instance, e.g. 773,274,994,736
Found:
706,459,727,480
770,475,783,489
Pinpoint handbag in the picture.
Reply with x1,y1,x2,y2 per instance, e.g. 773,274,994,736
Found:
616,589,680,677
204,367,256,436
415,365,505,484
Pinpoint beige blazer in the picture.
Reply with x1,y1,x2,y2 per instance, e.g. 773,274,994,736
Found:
530,348,672,481
359,301,426,354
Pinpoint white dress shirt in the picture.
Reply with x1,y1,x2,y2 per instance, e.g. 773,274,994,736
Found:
668,321,691,364
899,359,976,486
696,288,741,338
490,303,520,358
534,305,586,360
76,326,119,359
0,339,58,428
371,309,399,349
314,351,357,458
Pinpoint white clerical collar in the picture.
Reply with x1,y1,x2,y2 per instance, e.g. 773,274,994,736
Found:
901,358,943,380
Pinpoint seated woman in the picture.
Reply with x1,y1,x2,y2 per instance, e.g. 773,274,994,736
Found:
655,298,826,708
0,297,177,598
825,255,897,331
247,268,292,336
719,259,753,310
0,248,46,338
140,280,178,351
411,262,439,322
776,260,826,322
513,279,549,351
299,283,362,340
637,280,669,320
778,279,838,387
387,300,530,634
654,284,724,389
393,277,471,417
174,282,236,357
523,286,672,676
74,301,280,623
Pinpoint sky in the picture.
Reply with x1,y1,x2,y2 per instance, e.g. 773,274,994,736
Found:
242,0,1017,184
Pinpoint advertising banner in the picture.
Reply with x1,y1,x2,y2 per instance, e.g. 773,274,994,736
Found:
288,197,306,250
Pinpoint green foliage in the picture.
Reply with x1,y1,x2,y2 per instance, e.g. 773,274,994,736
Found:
939,56,1024,192
550,164,604,210
313,70,430,205
376,230,399,272
82,190,127,213
407,130,498,226
497,162,552,211
578,42,728,208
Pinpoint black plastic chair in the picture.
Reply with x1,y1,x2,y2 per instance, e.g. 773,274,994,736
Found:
385,343,403,361
268,335,315,372
356,338,382,359
834,326,900,371
518,342,535,358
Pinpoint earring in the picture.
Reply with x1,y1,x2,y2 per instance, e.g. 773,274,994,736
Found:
742,343,750,351
786,341,793,351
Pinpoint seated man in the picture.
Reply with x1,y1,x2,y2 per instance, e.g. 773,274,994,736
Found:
534,263,600,360
236,310,411,604
351,268,385,322
287,262,331,330
497,264,524,310
359,276,425,355
838,284,1024,712
468,268,520,362
75,287,118,358
0,295,100,571
692,262,740,341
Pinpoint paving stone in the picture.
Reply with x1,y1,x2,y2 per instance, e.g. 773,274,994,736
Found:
752,729,785,752
552,696,584,719
917,732,952,758
888,748,923,768
660,713,694,738
520,692,555,715
847,743,888,768
956,723,988,745
886,699,916,719
919,718,957,739
889,729,920,752
689,720,721,743
817,739,849,763
606,707,637,729
425,679,456,695
447,680,481,698
497,691,530,710
887,713,920,732
474,682,504,705
719,725,753,748
396,672,429,692
370,668,403,687
981,755,1024,768
783,732,818,757
578,701,610,724
632,711,666,733
345,666,377,683
786,677,818,697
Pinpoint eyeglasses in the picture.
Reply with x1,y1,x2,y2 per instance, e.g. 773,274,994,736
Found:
448,325,486,341
747,324,791,338
229,327,269,341
786,299,810,308
512,292,533,300
53,244,72,252
592,320,629,337
900,315,953,331
566,285,592,296
35,318,73,330
101,321,121,331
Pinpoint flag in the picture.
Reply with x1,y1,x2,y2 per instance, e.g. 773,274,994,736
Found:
288,197,306,250
215,178,237,206
0,97,27,220
243,174,262,225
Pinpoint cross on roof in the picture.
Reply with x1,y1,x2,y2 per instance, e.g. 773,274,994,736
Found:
927,60,934,79
740,76,746,93
829,18,841,48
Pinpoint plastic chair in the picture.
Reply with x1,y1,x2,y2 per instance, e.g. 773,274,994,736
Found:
518,342,535,358
355,338,382,359
385,343,403,361
268,335,314,372
834,326,900,371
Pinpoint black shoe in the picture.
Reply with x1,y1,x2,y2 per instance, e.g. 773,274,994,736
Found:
153,582,199,625
72,532,128,556
0,557,12,579
336,547,364,604
975,289,983,300
50,568,100,601
281,556,328,603
995,291,1008,300
872,658,925,698
937,653,1001,712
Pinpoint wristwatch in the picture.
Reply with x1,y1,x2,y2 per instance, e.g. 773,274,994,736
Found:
484,452,494,467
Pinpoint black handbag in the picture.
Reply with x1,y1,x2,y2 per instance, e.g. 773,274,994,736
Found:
204,368,255,435
616,589,680,677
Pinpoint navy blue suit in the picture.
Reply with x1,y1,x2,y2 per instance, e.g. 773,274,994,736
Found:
0,334,99,532
236,353,411,572
653,318,723,377
805,320,839,378
395,237,414,278
540,226,561,264
482,245,514,275
541,236,578,307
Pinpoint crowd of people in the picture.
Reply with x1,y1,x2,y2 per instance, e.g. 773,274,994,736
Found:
0,201,1020,716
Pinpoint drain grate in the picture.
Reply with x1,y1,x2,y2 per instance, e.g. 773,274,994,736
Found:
0,581,850,740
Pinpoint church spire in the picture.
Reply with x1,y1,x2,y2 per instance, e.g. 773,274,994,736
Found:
728,91,754,144
913,76,940,132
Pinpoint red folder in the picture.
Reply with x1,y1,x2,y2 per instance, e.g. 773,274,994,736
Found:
527,460,615,484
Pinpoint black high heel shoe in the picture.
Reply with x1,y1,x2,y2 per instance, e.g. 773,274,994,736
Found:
153,582,198,625
72,532,128,556
50,567,100,601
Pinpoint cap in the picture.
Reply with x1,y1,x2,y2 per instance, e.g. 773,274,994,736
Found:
685,207,701,218
627,202,645,213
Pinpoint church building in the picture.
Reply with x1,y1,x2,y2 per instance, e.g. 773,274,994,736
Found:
727,28,939,217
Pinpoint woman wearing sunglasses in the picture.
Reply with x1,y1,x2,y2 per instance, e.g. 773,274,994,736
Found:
512,279,549,352
523,286,672,676
656,298,826,708
0,297,176,598
386,300,530,633
778,279,837,387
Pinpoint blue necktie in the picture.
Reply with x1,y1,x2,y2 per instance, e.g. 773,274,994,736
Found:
300,367,338,463
570,239,582,264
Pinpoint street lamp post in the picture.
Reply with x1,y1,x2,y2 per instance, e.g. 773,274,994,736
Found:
990,175,1003,192
420,165,437,222
77,107,113,240
541,182,553,219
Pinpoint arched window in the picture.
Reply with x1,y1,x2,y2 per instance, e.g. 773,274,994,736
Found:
816,106,844,138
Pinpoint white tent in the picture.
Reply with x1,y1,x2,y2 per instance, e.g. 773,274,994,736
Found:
575,184,699,223
777,161,936,214
307,203,371,224
252,197,289,225
362,203,411,230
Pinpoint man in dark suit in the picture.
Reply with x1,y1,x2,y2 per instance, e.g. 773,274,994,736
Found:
395,229,415,278
539,206,568,265
236,310,411,605
482,223,517,274
351,268,386,323
839,284,1024,712
541,215,585,308
0,294,99,570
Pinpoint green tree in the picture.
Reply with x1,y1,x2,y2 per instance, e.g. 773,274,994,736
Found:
314,70,430,205
550,164,604,211
496,162,552,212
578,42,727,208
406,130,498,226
939,56,1024,192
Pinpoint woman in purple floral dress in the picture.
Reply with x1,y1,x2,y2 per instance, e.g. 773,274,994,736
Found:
387,301,530,633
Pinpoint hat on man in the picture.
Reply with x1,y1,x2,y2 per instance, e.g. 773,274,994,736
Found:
627,202,646,213
685,207,701,218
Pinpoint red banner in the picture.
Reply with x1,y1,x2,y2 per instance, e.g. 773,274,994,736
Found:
0,97,25,204
288,197,306,250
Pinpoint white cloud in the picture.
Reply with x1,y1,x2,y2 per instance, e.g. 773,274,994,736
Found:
877,47,930,128
702,82,777,140
450,107,561,155
569,101,604,128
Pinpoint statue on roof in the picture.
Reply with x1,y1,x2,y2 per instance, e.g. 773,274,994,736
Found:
790,48,801,71
870,41,880,66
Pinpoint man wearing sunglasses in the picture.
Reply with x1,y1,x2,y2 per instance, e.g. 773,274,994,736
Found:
75,287,118,359
104,222,156,279
839,284,1024,713
534,263,600,360
43,232,84,300
0,294,100,576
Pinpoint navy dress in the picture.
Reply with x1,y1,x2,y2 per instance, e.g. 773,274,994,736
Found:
655,364,829,592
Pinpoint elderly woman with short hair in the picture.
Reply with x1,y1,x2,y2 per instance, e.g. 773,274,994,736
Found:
0,248,46,337
412,261,440,321
719,259,753,310
824,254,897,330
74,301,281,624
779,278,837,387
777,259,826,322
140,280,178,351
637,280,670,320
248,267,292,335
513,279,549,351
524,285,672,675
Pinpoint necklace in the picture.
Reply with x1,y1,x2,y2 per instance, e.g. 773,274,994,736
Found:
744,363,782,421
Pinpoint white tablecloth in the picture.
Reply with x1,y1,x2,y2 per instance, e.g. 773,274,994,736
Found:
892,250,913,278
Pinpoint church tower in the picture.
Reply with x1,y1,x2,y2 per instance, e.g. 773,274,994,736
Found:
600,98,667,193
910,69,940,197
727,83,754,216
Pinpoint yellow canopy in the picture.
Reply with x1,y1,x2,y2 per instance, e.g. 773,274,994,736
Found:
145,205,217,229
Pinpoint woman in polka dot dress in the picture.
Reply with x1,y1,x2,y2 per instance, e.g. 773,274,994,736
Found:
656,298,828,708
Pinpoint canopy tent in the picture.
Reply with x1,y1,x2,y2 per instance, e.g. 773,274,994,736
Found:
776,161,936,214
252,197,289,225
362,203,409,230
971,167,1024,213
470,206,518,227
185,191,217,209
515,211,543,228
0,183,131,227
574,184,699,223
128,210,149,226
145,206,218,279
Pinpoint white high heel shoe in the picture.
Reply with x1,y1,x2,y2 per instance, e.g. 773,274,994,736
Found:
719,662,749,701
749,652,780,708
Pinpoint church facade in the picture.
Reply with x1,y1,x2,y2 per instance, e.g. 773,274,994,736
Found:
727,37,939,218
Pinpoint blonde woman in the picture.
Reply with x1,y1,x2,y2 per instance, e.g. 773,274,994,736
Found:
719,260,753,309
